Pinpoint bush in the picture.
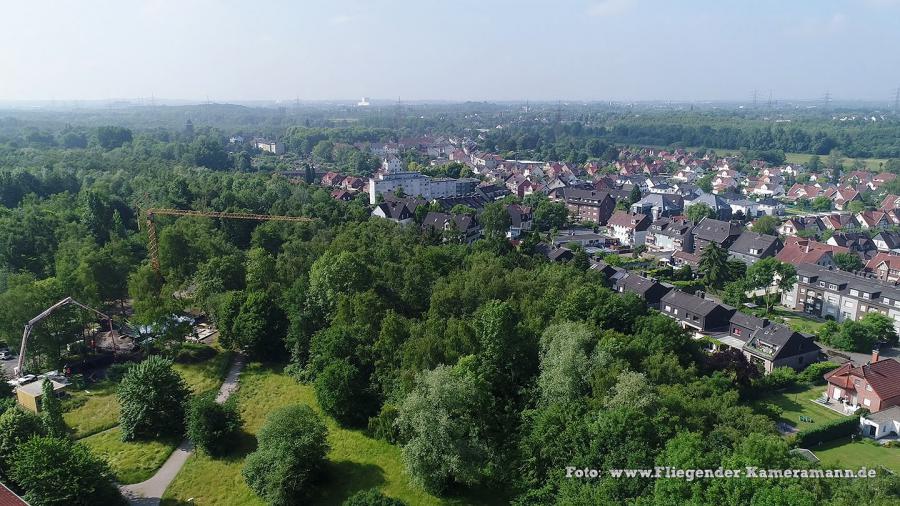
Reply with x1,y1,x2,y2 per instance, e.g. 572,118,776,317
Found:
671,280,705,295
799,361,839,384
174,342,216,364
117,356,190,441
794,415,860,447
367,403,400,444
10,436,124,505
756,366,798,391
105,362,135,383
186,394,242,457
342,488,408,506
242,405,328,505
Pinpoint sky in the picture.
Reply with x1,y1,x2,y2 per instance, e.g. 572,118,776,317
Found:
2,0,899,103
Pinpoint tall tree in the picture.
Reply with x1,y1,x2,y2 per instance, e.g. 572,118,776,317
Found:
699,242,729,289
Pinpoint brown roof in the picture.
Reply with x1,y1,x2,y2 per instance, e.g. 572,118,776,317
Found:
865,252,900,272
607,211,649,229
825,359,900,401
0,483,27,506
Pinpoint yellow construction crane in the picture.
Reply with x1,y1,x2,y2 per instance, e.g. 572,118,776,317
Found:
145,208,314,275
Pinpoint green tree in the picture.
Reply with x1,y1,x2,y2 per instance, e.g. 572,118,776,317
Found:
242,405,329,505
537,322,595,404
314,359,373,427
40,379,66,438
396,360,493,493
117,356,190,441
686,203,715,222
699,242,729,289
697,173,714,193
628,185,643,205
750,215,780,236
96,125,133,149
480,203,511,240
532,199,569,232
186,394,242,457
745,258,797,315
0,407,45,475
859,312,899,346
10,436,123,505
229,290,288,359
811,196,832,212
833,252,863,272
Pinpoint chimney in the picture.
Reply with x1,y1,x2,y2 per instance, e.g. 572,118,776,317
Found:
872,348,880,363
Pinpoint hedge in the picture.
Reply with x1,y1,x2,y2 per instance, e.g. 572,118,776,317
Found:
795,414,861,447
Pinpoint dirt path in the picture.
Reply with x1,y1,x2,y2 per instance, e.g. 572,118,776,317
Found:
120,354,245,505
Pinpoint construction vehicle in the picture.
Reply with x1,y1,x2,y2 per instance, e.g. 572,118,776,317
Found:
15,297,116,378
144,208,314,275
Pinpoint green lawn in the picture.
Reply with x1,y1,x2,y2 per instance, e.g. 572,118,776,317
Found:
80,427,180,484
62,350,232,484
162,364,500,506
63,381,121,438
757,384,845,432
813,437,900,474
784,152,888,171
777,313,826,335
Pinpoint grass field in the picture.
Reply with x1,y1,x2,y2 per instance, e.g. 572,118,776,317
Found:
757,384,845,432
81,427,180,484
773,310,827,335
813,437,900,474
162,364,501,506
62,350,232,484
784,152,888,171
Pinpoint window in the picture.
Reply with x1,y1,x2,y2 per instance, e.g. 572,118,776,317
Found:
863,292,871,299
733,327,742,336
864,398,871,407
850,289,859,296
829,284,838,291
819,281,826,287
884,298,891,304
866,384,872,392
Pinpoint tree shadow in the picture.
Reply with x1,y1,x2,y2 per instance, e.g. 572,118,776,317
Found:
215,429,257,462
310,460,387,506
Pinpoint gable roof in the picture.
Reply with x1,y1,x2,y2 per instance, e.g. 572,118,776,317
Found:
607,211,650,229
743,324,820,360
693,218,743,243
661,290,733,317
728,231,781,257
865,252,900,272
825,359,900,400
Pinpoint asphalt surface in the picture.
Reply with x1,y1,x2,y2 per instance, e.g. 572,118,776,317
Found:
119,354,245,505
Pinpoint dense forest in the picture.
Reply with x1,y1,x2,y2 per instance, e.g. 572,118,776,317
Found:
0,109,898,505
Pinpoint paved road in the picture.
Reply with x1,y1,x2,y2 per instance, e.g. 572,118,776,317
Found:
120,354,245,505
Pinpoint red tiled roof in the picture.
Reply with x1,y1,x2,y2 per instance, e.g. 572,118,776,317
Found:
825,359,900,401
865,252,900,272
0,483,27,506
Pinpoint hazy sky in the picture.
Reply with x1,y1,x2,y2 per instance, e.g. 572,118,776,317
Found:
2,0,899,102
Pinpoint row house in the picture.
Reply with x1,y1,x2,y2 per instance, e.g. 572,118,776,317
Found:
660,290,736,334
506,204,533,239
873,231,900,253
421,212,482,243
631,194,684,220
782,264,900,334
865,252,900,283
606,211,651,247
827,232,878,259
728,231,783,265
645,217,694,253
692,218,743,254
775,237,847,268
724,313,821,373
613,273,672,309
686,193,731,220
880,194,900,211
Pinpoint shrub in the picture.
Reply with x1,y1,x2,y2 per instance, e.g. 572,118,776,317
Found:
799,361,839,384
105,362,135,383
186,394,242,457
794,415,860,447
756,366,798,390
10,436,124,505
174,342,216,364
242,405,328,505
342,488,408,506
117,356,190,441
367,403,400,444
